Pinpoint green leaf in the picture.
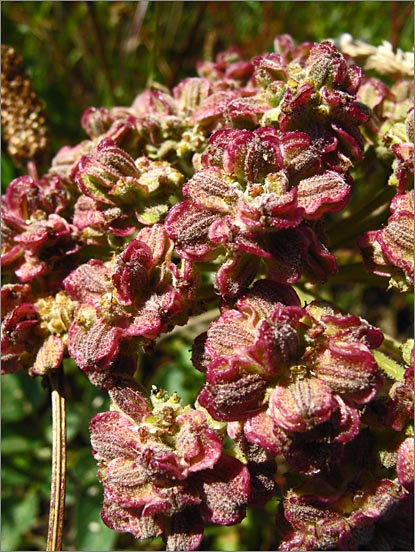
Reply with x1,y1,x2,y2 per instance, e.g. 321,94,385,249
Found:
1,465,31,488
74,489,117,551
2,421,44,456
1,489,39,551
1,434,40,455
1,373,47,422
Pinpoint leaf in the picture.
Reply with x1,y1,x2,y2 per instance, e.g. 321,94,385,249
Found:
1,465,31,488
74,489,117,551
1,372,47,422
1,489,39,551
1,434,40,455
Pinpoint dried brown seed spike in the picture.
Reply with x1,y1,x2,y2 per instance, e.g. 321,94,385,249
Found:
1,44,49,169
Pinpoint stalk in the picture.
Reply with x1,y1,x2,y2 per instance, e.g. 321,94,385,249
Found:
27,160,39,181
46,365,67,551
328,186,394,249
373,349,405,381
325,262,387,285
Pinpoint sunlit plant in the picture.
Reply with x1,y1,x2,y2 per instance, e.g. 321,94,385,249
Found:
1,34,413,551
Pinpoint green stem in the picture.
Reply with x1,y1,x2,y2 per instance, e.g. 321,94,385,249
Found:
328,177,392,231
329,186,394,249
327,262,388,285
46,365,66,551
330,207,391,249
380,333,405,360
373,349,405,381
146,2,160,87
158,307,221,343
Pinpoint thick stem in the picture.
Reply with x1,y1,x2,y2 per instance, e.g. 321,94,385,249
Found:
328,185,394,249
326,262,388,285
46,365,66,551
380,333,406,361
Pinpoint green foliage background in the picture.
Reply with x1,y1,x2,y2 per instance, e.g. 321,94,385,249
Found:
1,2,413,550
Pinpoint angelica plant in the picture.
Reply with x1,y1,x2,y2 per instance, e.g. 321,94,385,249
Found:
1,35,413,551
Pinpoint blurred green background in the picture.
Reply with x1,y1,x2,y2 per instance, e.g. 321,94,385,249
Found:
1,2,413,550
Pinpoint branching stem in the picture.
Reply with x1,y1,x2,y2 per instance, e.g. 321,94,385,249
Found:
46,365,67,551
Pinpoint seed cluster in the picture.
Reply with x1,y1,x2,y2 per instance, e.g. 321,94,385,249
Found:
1,44,49,168
1,35,413,551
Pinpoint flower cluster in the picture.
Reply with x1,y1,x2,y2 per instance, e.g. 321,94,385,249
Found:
358,189,414,291
274,336,414,551
63,224,194,386
277,477,413,550
358,105,414,291
1,283,74,376
165,39,375,298
72,138,185,236
90,385,250,551
193,280,384,475
1,34,413,551
165,126,344,298
1,174,78,286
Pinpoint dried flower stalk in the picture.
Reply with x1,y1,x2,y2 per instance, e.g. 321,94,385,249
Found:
46,366,66,552
1,44,49,173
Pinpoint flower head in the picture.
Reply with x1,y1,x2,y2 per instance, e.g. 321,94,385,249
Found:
194,281,383,474
90,386,250,550
278,478,410,551
1,174,78,287
65,224,193,381
1,284,73,376
358,190,414,291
